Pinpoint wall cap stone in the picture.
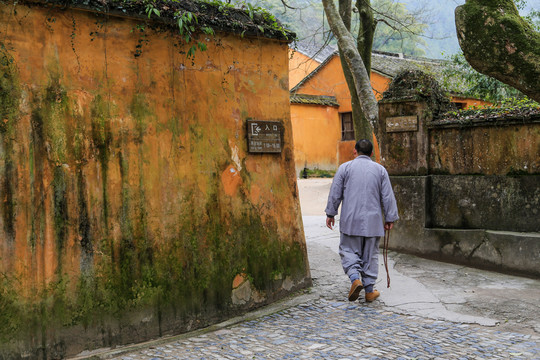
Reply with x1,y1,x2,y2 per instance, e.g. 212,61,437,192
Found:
429,113,540,129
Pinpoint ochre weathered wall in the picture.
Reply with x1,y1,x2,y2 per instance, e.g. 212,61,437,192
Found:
288,50,321,90
0,3,310,358
290,103,340,172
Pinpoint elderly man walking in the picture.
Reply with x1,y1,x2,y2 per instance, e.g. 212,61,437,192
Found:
325,139,399,302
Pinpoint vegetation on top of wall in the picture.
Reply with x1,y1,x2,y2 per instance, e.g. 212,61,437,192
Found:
17,0,295,42
382,70,455,119
300,168,335,179
441,52,527,103
437,97,540,125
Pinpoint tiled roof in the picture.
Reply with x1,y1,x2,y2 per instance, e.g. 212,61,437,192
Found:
292,40,338,63
371,51,447,78
290,44,466,94
290,94,339,107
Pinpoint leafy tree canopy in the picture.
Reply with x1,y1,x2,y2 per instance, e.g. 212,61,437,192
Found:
441,52,526,102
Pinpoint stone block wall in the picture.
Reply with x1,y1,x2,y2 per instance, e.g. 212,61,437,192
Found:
428,116,540,175
379,99,540,277
390,176,540,277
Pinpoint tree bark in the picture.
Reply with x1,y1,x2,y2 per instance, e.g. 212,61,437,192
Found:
357,0,374,76
338,0,372,140
322,0,379,130
455,0,540,101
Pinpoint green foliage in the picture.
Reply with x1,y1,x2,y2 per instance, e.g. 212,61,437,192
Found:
300,168,335,178
133,0,292,59
441,52,526,102
443,97,540,121
523,9,540,31
145,2,161,18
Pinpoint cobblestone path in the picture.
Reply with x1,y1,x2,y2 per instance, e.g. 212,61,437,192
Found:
114,298,539,360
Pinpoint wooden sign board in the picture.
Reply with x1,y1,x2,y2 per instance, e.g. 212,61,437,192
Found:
247,120,282,153
386,116,418,133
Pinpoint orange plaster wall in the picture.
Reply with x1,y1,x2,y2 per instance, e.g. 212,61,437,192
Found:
293,55,392,107
290,103,341,173
288,49,321,90
293,56,352,112
0,4,310,355
371,72,393,100
450,96,492,109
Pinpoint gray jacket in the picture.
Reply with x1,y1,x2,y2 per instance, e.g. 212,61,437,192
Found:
325,155,399,237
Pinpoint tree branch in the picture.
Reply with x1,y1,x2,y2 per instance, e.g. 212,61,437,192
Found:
455,0,540,101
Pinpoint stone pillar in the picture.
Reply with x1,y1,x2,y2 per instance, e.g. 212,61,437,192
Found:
377,99,431,175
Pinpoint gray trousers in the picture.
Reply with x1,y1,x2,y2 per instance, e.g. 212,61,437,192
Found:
339,233,380,287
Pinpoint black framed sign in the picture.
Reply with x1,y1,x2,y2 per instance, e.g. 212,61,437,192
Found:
246,120,282,153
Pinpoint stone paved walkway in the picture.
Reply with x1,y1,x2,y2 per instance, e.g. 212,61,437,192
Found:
113,298,538,360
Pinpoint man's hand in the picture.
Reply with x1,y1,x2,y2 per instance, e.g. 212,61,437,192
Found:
384,222,394,231
326,216,335,230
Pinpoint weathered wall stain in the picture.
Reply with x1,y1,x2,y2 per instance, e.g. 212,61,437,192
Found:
0,3,310,358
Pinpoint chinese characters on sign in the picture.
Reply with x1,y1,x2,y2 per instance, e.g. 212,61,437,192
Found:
247,120,282,153
386,116,418,133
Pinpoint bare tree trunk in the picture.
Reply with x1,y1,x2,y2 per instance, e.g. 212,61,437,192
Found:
455,0,540,102
338,0,372,140
322,0,379,131
357,0,374,76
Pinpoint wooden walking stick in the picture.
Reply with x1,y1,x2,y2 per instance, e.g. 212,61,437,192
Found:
383,229,391,288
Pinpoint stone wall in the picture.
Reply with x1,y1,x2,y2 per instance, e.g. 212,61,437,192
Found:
378,100,430,175
378,98,540,277
390,176,540,277
428,116,540,175
0,3,310,358
428,176,539,232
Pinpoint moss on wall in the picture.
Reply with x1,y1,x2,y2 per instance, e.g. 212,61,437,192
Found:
0,42,20,244
0,5,307,357
90,93,113,237
0,183,306,355
455,0,540,100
